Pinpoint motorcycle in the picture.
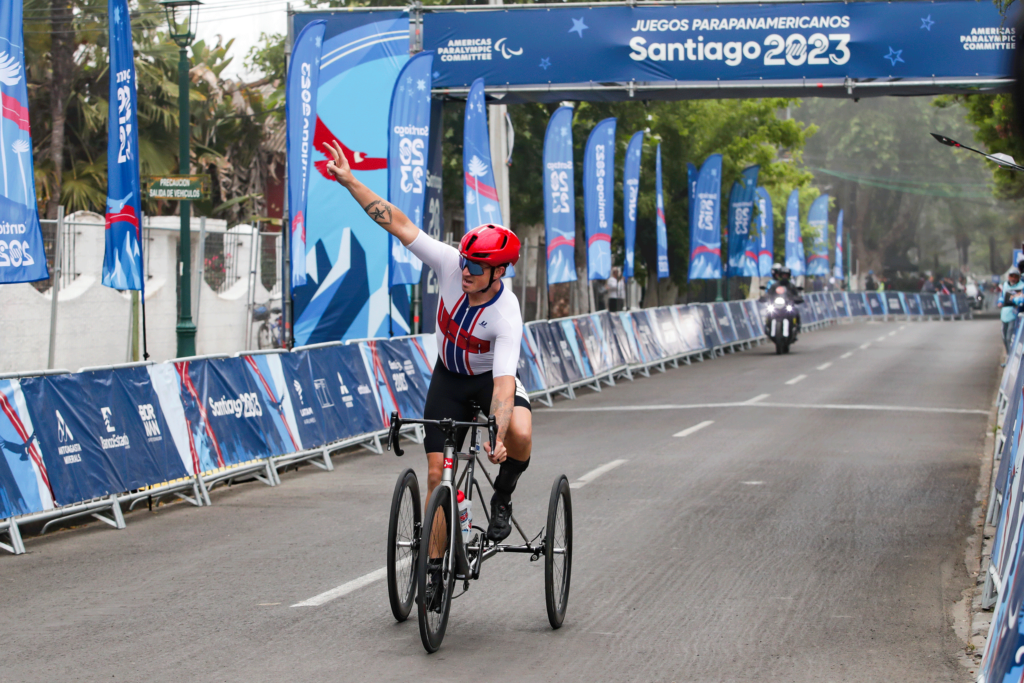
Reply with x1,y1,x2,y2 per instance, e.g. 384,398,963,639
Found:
761,285,801,355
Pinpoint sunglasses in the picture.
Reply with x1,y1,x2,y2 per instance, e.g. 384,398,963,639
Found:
459,256,487,276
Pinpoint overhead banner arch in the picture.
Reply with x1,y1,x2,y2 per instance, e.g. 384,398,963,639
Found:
419,0,1015,102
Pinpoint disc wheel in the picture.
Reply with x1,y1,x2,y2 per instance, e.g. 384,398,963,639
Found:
544,475,573,629
387,468,420,622
417,485,454,653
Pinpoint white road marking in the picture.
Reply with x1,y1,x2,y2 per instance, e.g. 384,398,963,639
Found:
673,420,714,438
740,481,764,486
899,325,906,330
785,374,807,385
876,336,887,342
293,562,404,607
860,343,871,350
745,393,771,404
543,403,987,416
840,352,854,359
816,362,832,371
570,459,628,489
888,331,897,337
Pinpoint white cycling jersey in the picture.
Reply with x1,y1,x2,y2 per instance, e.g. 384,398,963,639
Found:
406,232,522,378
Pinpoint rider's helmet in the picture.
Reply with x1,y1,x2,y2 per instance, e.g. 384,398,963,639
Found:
1010,267,1021,278
459,224,521,267
771,262,782,279
779,266,792,279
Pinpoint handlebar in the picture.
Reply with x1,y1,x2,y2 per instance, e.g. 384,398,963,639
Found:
386,412,499,456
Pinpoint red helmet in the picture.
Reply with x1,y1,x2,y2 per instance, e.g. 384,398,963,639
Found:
459,224,520,267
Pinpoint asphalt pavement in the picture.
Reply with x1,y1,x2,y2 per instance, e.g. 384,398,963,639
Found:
0,318,1000,682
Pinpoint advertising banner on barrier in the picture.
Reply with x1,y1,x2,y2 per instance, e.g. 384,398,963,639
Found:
362,338,433,420
937,293,956,317
652,308,686,357
742,300,764,335
631,311,666,363
612,312,643,366
0,379,55,517
103,0,144,291
756,187,774,277
806,194,829,276
424,2,1014,91
711,303,738,344
919,292,940,317
585,118,616,280
312,344,390,437
278,351,326,448
464,78,503,232
548,322,585,382
593,312,627,369
865,292,884,315
544,106,577,285
623,131,644,279
831,292,848,317
846,292,866,316
240,354,304,454
728,302,753,340
833,209,844,281
689,155,722,279
578,315,612,374
559,320,594,377
655,144,669,280
784,189,804,277
693,304,723,349
518,328,548,394
672,306,708,352
0,1,48,284
885,292,905,316
902,293,921,316
292,11,410,343
529,323,570,388
286,19,326,290
387,51,434,287
726,165,759,277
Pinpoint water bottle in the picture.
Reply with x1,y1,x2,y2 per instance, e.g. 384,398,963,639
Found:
457,490,472,543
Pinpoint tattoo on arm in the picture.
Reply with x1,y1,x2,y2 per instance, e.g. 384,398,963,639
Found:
491,392,513,442
363,200,393,226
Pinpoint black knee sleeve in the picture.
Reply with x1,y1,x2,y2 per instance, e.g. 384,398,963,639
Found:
494,456,530,497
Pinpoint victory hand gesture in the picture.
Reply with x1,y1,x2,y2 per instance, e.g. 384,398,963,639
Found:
324,140,353,186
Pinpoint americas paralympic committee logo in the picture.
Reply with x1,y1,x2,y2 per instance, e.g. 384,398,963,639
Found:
437,37,523,63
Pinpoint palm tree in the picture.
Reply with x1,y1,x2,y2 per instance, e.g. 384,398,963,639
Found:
468,155,488,226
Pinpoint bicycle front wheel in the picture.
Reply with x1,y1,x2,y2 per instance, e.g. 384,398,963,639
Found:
387,468,420,622
545,474,573,629
417,485,454,653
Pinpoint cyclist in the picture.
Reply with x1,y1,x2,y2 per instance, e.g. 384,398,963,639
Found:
322,139,532,545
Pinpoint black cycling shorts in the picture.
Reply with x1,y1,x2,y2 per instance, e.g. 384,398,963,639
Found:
422,360,531,454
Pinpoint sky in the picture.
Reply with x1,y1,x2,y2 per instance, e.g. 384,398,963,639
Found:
191,0,291,80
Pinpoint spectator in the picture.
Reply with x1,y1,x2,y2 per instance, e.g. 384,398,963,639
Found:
921,274,936,293
865,270,877,292
1001,268,1024,354
605,267,625,312
876,276,886,292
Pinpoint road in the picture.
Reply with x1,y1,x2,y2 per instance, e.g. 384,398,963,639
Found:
0,318,999,682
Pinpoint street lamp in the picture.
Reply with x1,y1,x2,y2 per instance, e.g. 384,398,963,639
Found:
161,0,202,358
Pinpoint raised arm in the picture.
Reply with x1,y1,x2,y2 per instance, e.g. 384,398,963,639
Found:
322,140,420,246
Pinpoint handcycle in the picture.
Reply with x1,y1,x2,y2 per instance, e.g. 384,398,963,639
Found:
384,405,573,653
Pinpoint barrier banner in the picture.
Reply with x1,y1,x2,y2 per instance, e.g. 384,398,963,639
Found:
806,194,829,276
865,292,884,316
388,51,434,287
623,131,644,279
0,1,48,284
630,310,666,362
693,304,723,349
902,292,922,316
517,328,547,394
292,10,411,343
756,187,774,277
677,306,709,351
103,0,144,291
833,209,844,281
831,292,849,317
919,292,940,317
544,106,577,285
655,144,670,279
424,2,1014,90
797,301,815,324
994,361,1023,496
821,292,838,319
937,293,956,317
711,302,738,344
559,319,594,377
240,354,304,454
885,292,905,316
956,293,971,317
572,315,608,374
950,293,961,316
784,189,804,277
527,322,569,389
847,292,867,316
362,338,433,421
726,165,760,277
742,300,765,335
689,154,723,279
728,302,753,340
464,78,503,230
277,351,327,449
593,312,628,369
420,99,445,334
612,312,643,366
548,322,586,382
0,379,55,517
652,307,687,356
286,19,326,290
585,118,616,280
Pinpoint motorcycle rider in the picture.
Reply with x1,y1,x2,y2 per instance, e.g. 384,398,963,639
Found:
776,266,803,303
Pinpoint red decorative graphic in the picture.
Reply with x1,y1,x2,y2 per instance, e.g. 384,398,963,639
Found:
313,116,387,179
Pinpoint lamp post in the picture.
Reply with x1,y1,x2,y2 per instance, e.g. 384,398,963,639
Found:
161,0,202,358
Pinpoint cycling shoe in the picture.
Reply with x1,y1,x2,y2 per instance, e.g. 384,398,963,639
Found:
424,559,444,613
487,494,513,542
